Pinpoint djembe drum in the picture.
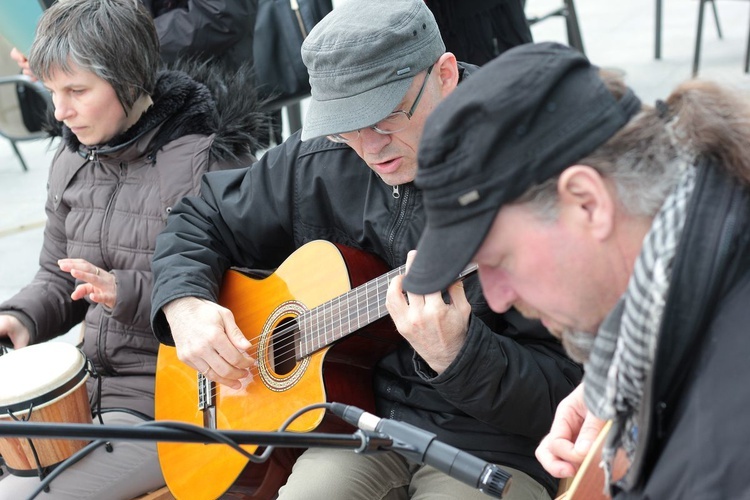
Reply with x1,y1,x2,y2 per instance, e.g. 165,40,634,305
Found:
0,342,92,476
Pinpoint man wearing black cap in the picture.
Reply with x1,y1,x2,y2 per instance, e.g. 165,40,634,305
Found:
150,1,581,498
404,41,750,498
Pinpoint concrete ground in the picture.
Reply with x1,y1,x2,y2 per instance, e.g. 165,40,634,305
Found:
1,0,749,345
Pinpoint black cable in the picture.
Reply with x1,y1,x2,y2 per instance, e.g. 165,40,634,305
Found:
26,439,109,500
25,401,341,499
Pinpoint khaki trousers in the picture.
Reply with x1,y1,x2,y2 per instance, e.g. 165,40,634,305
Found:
278,447,551,500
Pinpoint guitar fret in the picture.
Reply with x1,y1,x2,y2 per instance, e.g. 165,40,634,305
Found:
299,260,476,358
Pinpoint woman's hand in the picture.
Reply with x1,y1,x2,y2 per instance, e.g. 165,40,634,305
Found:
0,314,31,348
58,258,117,310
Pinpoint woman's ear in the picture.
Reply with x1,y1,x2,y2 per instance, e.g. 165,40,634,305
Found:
557,165,616,241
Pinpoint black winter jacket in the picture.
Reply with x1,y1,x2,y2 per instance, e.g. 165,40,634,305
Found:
141,0,256,71
151,114,583,495
614,159,750,499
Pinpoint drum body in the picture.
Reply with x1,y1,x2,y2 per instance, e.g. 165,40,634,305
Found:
0,342,92,475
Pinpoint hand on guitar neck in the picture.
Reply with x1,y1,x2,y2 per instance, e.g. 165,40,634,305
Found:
386,250,473,374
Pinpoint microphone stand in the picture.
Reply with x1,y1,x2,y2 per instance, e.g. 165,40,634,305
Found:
0,419,392,500
1,404,510,498
0,420,392,451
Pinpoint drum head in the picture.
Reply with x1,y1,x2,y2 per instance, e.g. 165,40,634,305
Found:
0,343,86,412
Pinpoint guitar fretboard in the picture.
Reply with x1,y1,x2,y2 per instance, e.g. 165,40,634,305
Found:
296,263,477,358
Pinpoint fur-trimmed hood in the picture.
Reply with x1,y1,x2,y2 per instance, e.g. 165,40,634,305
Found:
57,61,266,161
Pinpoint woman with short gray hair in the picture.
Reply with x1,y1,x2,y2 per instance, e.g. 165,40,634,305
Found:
0,0,263,497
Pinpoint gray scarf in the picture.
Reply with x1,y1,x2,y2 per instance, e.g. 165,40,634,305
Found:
583,163,696,484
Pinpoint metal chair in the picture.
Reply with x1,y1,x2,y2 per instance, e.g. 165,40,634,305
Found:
654,0,722,59
0,74,51,171
526,0,586,54
692,0,750,76
654,0,750,76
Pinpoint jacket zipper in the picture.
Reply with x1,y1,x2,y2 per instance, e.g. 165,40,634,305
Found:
96,156,126,375
387,184,410,264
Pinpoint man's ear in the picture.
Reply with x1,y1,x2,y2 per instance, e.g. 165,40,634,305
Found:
557,165,615,241
435,52,459,97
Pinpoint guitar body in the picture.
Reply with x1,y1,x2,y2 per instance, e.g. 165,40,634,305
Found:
155,241,400,499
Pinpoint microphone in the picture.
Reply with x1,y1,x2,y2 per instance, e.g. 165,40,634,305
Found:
330,403,511,498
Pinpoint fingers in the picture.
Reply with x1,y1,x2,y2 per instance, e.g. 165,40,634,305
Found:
60,259,116,309
536,384,600,478
165,297,256,389
191,337,253,389
58,258,101,279
575,412,606,455
10,47,26,63
536,434,579,478
0,314,31,348
10,47,37,81
221,307,252,352
71,283,93,301
59,259,106,287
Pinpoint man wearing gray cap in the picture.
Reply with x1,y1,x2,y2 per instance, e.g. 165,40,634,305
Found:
150,2,581,498
404,41,750,499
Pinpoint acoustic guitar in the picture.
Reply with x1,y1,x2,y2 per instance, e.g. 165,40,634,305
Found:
155,240,476,499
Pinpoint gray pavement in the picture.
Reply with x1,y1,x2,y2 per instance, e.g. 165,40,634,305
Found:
1,0,749,346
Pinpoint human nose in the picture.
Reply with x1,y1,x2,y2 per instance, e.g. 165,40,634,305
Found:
53,94,73,122
478,266,518,313
358,127,391,154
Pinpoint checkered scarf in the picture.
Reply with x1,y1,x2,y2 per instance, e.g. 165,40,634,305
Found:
583,163,696,483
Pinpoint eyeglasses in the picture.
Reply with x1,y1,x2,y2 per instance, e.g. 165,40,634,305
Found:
327,65,434,143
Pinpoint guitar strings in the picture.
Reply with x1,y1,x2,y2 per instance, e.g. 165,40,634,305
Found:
257,277,392,369
204,262,478,396
244,284,388,374
204,279,393,388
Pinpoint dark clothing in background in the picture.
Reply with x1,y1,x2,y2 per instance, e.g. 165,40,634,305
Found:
141,0,258,72
140,0,281,145
425,0,532,65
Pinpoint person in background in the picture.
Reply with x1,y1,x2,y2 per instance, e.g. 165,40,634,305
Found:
11,0,275,147
142,0,257,72
12,0,258,76
403,41,750,499
0,0,263,497
424,0,532,66
149,1,582,498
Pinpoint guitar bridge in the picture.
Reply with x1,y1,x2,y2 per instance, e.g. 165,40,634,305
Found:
197,372,216,429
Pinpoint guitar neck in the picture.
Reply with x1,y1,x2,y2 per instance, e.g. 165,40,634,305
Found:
297,263,478,358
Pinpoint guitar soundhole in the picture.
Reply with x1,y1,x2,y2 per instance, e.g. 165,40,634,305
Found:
271,318,299,376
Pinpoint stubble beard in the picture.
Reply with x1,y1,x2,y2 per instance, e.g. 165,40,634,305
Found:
561,329,597,364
